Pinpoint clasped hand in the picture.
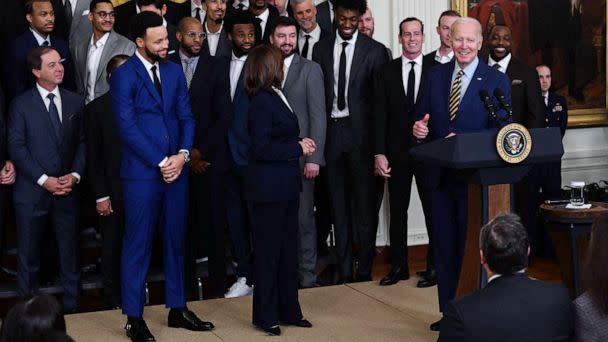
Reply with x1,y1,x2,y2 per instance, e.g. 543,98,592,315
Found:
43,174,77,196
160,154,186,183
299,138,316,157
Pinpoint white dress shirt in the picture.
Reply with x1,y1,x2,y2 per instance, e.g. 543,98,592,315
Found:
401,53,423,100
191,1,205,20
272,86,293,112
256,8,270,38
434,49,454,64
331,30,358,118
85,32,110,103
205,21,224,57
487,269,526,283
298,24,321,60
230,52,248,100
233,0,250,10
488,53,512,74
30,28,51,46
282,54,294,87
542,91,549,106
35,83,81,186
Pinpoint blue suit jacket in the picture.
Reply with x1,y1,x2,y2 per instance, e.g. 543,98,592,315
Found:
248,89,303,203
8,87,85,204
417,59,511,187
545,92,568,137
3,30,76,101
228,63,251,166
109,55,195,180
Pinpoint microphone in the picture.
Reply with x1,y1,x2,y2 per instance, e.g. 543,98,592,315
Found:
479,89,497,120
493,88,513,117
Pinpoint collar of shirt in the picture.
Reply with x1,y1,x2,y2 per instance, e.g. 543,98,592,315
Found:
30,27,50,46
454,56,479,80
135,50,160,82
179,49,199,64
89,32,110,49
487,268,526,284
300,24,321,40
36,82,60,109
191,2,205,16
234,0,250,9
335,29,358,47
435,49,454,64
488,53,511,73
256,7,270,23
231,51,248,62
402,53,423,67
205,20,224,35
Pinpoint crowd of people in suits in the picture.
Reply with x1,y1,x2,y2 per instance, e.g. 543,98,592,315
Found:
0,0,595,340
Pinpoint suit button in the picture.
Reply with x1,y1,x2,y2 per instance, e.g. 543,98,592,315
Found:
165,135,169,141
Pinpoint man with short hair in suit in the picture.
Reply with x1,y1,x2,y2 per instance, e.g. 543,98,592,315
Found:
413,17,511,331
223,10,257,298
3,0,76,102
438,213,573,341
249,0,279,44
292,0,328,60
51,0,92,46
312,0,389,283
374,17,433,288
84,54,130,309
8,46,85,312
315,0,333,33
71,0,135,103
423,10,460,67
201,0,233,59
270,16,326,288
109,12,213,341
165,0,205,26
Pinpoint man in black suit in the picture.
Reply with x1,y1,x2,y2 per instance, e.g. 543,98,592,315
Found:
439,213,573,342
292,0,328,60
201,0,233,59
312,0,389,283
165,0,205,26
249,0,279,43
423,10,460,67
373,17,433,288
8,46,85,312
3,0,77,102
84,54,129,309
173,16,233,298
315,0,333,33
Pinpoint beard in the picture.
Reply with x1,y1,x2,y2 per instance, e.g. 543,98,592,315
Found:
280,44,295,58
145,46,168,63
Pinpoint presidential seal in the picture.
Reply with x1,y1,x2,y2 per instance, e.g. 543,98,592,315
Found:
496,123,532,164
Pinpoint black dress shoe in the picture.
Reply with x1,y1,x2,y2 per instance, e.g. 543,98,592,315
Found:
168,308,214,331
416,270,429,277
417,269,437,288
125,318,155,342
430,320,441,331
259,325,281,336
379,267,410,286
282,319,313,328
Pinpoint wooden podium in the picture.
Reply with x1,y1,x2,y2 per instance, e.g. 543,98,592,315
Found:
410,127,564,297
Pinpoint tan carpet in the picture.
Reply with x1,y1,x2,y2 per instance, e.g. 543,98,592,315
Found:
66,279,440,341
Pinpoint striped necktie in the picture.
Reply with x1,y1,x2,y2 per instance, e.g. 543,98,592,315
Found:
449,69,464,122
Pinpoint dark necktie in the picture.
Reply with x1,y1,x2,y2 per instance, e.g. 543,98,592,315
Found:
64,0,73,29
301,34,311,59
337,41,348,111
151,65,162,98
47,93,62,138
492,63,501,71
236,2,245,10
194,7,202,22
406,61,416,109
42,40,50,46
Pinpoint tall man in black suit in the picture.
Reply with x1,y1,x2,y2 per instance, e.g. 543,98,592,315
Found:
423,10,460,67
201,0,233,59
165,0,205,26
3,0,76,102
439,213,573,342
8,46,85,312
315,0,333,33
84,54,129,309
312,0,389,283
249,0,279,43
373,17,433,288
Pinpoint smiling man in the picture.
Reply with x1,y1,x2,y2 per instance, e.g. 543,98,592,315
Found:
412,17,511,332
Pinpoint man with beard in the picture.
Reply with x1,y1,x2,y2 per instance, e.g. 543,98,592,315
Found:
201,0,233,59
110,12,213,341
249,0,279,43
292,0,329,60
269,16,326,288
223,10,257,298
71,0,135,103
312,0,389,284
424,10,460,67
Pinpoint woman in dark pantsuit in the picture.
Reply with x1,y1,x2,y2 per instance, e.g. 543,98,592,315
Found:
244,45,316,336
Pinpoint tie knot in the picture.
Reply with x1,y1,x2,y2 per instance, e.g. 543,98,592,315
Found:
457,69,464,77
42,40,50,46
492,63,501,70
47,93,55,101
151,65,157,73
409,61,416,66
342,41,348,48
305,34,311,40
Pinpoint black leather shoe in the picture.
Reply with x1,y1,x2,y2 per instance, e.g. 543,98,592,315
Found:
125,318,155,342
260,325,281,336
417,269,437,288
379,267,410,286
430,320,441,331
416,270,429,277
282,319,313,328
168,308,214,331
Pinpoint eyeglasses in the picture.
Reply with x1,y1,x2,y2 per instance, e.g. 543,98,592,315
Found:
94,11,115,19
185,31,206,39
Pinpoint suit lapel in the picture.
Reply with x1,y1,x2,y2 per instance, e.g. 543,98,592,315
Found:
349,35,366,90
95,32,118,82
159,61,173,113
76,38,89,82
459,61,488,115
283,54,300,92
71,0,87,32
132,57,163,106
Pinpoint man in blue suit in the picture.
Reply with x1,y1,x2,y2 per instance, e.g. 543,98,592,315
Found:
8,46,85,312
3,0,76,102
109,12,212,341
413,17,511,332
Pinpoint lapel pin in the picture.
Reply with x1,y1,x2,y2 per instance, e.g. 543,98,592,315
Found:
476,77,482,80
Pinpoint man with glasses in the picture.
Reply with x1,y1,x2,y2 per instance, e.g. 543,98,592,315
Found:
71,0,135,103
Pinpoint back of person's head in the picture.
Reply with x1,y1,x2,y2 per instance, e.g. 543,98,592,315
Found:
243,45,283,98
106,54,130,76
0,294,66,342
585,214,608,314
480,213,529,275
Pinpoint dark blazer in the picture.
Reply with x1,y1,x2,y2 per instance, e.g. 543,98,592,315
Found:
8,87,85,204
423,49,440,67
186,54,233,170
248,89,302,202
316,0,333,34
0,0,28,55
254,5,279,44
500,56,545,128
227,58,251,166
0,85,5,167
109,55,195,180
312,32,390,161
417,59,511,188
113,0,136,37
545,92,568,137
3,30,77,101
573,292,608,342
165,0,193,26
439,273,573,342
373,56,432,164
84,92,122,202
201,24,233,60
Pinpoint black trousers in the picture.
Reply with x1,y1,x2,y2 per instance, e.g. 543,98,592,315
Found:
225,165,253,284
387,161,433,270
98,199,124,308
252,199,303,328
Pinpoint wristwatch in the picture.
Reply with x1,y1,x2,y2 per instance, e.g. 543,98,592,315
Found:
180,151,190,163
